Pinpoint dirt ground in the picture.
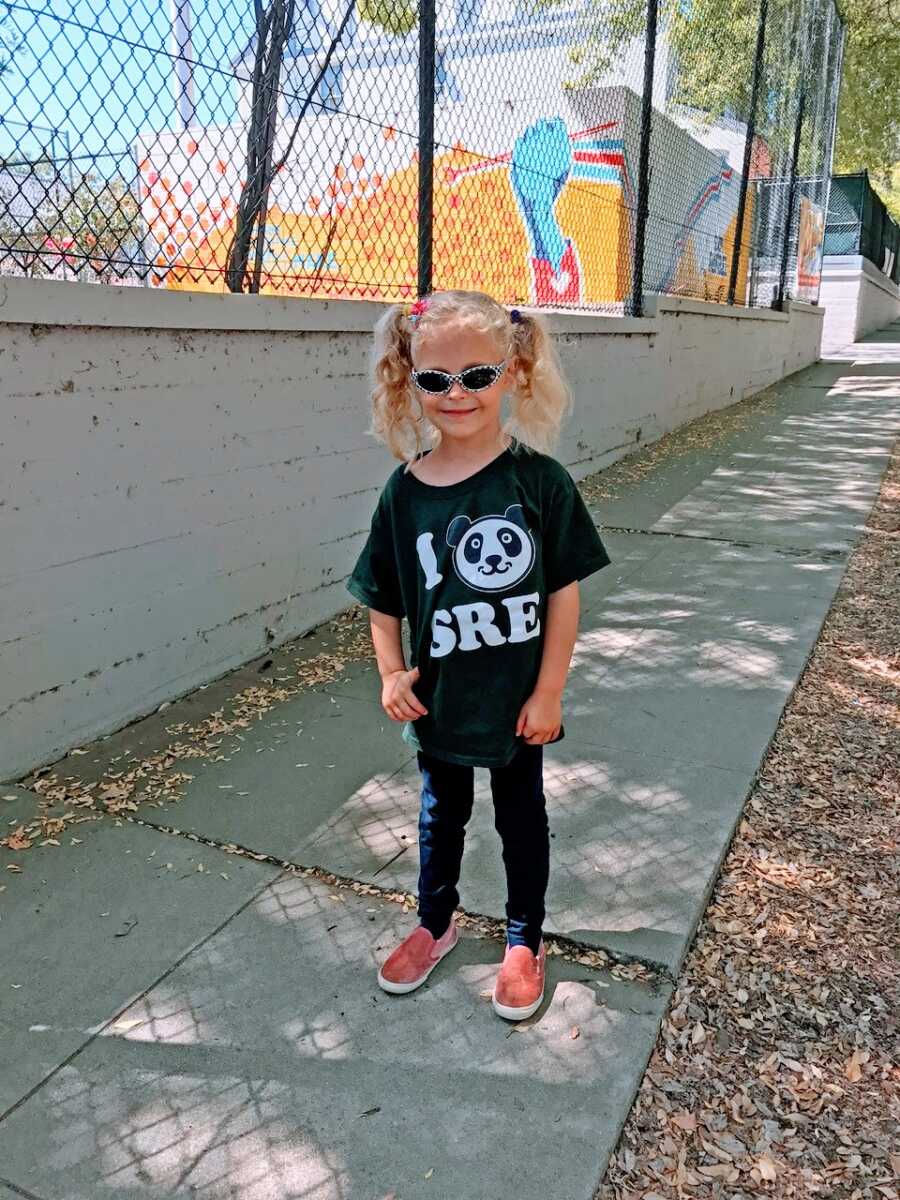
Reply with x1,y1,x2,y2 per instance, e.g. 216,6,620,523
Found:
595,446,900,1200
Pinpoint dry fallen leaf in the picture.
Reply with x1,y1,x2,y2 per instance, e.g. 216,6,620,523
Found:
757,1154,778,1182
697,1163,739,1181
844,1048,870,1082
670,1111,696,1133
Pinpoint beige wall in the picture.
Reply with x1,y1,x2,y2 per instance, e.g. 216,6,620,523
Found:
0,278,823,779
820,255,900,352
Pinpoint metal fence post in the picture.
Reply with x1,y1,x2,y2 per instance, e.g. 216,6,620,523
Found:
417,0,437,298
815,13,846,303
250,94,279,293
632,0,658,319
169,0,197,131
728,0,768,305
775,89,805,309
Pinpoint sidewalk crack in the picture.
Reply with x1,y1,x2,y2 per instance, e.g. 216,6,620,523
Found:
121,815,674,988
601,524,845,560
0,1177,47,1200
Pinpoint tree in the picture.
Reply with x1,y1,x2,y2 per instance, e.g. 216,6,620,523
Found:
49,175,145,280
572,0,844,146
0,3,21,79
0,173,146,281
832,0,900,220
561,0,896,213
355,0,417,35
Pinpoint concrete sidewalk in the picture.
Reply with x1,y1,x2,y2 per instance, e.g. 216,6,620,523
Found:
2,321,898,1200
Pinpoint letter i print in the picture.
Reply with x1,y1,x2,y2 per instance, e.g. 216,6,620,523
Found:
416,532,443,591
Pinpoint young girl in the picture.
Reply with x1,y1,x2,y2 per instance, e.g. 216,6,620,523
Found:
346,290,610,1021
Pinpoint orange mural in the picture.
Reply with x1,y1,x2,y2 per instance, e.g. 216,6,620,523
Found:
140,125,633,305
137,111,746,307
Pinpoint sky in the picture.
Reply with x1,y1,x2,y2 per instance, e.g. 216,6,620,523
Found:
0,0,254,177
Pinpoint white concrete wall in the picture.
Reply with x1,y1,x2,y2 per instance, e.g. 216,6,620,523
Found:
0,277,822,780
820,254,900,352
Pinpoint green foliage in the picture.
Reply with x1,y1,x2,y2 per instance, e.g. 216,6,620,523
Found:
52,175,142,269
356,0,418,36
558,0,756,116
559,0,821,131
833,0,900,192
0,173,145,280
0,4,21,79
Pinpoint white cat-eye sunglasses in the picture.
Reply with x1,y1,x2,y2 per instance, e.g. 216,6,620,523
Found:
411,361,507,395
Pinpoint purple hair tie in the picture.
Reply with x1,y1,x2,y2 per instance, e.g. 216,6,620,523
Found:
510,308,523,324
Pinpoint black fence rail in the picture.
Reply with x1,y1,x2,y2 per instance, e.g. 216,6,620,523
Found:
824,171,900,286
0,0,843,313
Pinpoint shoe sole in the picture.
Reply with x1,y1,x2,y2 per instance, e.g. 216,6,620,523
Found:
491,988,545,1021
376,926,459,995
491,943,546,1020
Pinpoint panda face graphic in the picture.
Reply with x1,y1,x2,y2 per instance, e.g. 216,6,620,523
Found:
446,504,535,593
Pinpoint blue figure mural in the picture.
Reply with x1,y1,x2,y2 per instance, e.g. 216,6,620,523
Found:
510,117,581,304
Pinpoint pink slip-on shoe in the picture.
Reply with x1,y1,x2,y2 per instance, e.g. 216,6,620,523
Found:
376,920,459,994
491,939,546,1020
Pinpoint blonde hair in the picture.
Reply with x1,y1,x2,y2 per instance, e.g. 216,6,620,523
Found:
368,289,572,465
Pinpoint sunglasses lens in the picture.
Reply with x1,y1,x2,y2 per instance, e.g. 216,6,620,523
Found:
414,371,450,394
460,366,500,391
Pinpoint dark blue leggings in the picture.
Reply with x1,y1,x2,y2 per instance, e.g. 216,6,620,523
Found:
415,741,549,954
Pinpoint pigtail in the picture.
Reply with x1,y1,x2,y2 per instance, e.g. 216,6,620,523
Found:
507,310,572,455
369,304,430,464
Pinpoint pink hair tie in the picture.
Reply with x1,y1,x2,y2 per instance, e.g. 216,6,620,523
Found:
407,297,429,326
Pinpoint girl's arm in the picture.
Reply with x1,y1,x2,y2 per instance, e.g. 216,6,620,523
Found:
534,581,579,697
369,609,429,721
517,581,579,743
369,608,407,679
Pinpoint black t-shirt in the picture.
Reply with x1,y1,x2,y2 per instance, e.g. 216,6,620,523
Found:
346,438,611,767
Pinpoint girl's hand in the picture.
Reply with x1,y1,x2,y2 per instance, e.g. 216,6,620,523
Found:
516,688,562,745
381,666,429,723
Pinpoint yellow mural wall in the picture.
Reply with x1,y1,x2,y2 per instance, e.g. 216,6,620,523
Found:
141,123,750,307
157,145,634,306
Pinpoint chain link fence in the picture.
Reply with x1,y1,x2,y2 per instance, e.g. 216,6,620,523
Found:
0,0,843,312
824,171,900,286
